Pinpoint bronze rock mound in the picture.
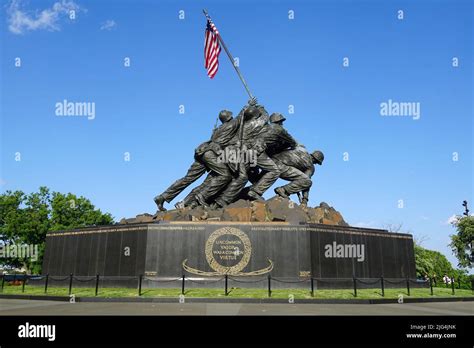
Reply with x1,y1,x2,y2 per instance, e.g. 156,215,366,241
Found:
120,197,348,226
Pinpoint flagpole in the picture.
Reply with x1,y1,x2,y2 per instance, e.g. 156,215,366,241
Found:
203,9,254,100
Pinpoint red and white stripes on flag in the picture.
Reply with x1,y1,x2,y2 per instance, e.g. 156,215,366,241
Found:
204,19,221,79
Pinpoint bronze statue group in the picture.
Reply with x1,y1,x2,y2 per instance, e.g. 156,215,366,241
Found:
154,98,324,211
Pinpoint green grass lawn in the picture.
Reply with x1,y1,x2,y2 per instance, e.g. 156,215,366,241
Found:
1,285,473,300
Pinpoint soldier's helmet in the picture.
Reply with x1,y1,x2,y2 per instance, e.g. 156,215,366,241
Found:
269,113,286,124
244,106,260,120
219,110,233,123
311,150,324,165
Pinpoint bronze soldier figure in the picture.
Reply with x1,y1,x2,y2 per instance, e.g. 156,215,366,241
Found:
154,101,324,210
265,113,297,156
153,110,235,211
273,146,324,205
179,109,242,208
213,104,282,206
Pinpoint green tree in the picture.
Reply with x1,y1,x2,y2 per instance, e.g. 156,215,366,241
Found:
449,215,474,268
414,243,454,279
0,187,114,273
414,244,435,277
0,190,26,269
414,242,472,289
50,192,113,231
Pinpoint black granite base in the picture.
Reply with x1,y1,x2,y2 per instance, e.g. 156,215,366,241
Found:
42,222,416,287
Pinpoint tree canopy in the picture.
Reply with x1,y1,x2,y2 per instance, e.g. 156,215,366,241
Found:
449,215,474,269
414,242,471,289
414,243,454,279
0,187,114,273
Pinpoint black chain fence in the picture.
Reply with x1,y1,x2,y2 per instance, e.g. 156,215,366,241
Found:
0,273,470,298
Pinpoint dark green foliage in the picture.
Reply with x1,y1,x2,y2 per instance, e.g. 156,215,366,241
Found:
449,216,474,268
0,187,114,273
415,243,472,289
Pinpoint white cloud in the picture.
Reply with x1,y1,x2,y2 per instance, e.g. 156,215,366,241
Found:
7,0,82,35
100,19,116,31
445,214,459,225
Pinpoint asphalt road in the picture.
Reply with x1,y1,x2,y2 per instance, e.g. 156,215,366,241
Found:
0,299,473,315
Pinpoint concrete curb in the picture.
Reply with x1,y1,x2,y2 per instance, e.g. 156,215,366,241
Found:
1,294,473,304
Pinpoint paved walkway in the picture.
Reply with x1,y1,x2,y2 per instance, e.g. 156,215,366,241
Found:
0,299,473,315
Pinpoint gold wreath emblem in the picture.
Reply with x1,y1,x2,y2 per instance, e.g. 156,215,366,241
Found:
205,227,251,274
182,227,273,276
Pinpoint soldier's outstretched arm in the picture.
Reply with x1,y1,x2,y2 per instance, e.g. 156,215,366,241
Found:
236,97,260,118
236,99,255,119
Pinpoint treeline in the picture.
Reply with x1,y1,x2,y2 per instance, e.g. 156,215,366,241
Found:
414,243,472,289
0,187,114,273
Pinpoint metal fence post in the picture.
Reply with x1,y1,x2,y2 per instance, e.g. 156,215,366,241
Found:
380,276,385,297
44,274,49,294
22,274,26,293
406,276,410,296
95,274,100,296
353,277,357,297
68,273,73,295
267,275,271,297
181,274,185,295
310,277,314,297
225,274,228,296
451,276,455,295
138,274,143,296
429,277,433,296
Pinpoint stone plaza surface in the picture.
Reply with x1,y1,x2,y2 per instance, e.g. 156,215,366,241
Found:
1,299,472,316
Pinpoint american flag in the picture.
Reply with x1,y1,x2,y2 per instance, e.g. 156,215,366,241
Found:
204,19,221,79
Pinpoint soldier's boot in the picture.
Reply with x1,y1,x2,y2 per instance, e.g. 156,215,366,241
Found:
175,201,185,209
274,187,288,199
154,195,167,211
211,197,226,209
209,202,222,210
187,201,199,209
247,190,264,201
195,194,209,207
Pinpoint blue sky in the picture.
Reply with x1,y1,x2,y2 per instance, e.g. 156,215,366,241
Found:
1,0,472,267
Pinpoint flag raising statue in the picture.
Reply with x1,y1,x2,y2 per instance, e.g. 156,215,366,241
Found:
153,10,325,213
